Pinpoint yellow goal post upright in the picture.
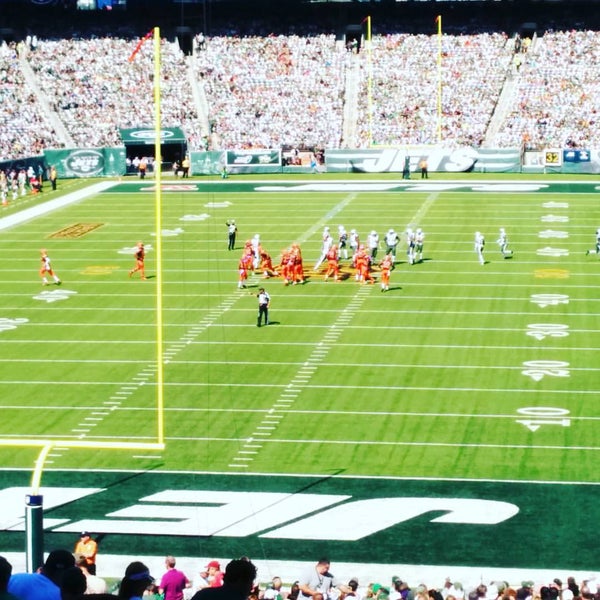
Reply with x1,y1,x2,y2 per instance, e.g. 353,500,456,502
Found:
1,26,166,572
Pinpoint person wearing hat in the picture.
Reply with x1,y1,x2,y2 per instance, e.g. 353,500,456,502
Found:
196,561,224,591
8,548,76,600
74,531,98,575
191,559,257,600
118,561,154,600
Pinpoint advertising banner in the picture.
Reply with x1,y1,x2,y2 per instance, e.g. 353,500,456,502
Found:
226,149,281,173
119,127,187,145
325,147,521,174
44,148,126,178
190,151,226,175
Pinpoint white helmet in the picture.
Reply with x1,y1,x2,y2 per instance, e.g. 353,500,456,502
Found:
416,228,422,234
350,229,356,234
500,228,505,233
371,230,376,235
388,228,394,234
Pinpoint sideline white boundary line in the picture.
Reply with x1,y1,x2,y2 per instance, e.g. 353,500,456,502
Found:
0,181,116,231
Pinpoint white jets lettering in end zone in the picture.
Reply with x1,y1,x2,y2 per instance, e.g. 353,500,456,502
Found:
0,487,104,531
530,294,569,308
33,289,77,303
29,490,521,540
0,318,28,332
522,360,570,382
118,244,153,255
180,214,210,221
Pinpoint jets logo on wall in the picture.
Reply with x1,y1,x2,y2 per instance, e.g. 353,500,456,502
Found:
65,150,105,177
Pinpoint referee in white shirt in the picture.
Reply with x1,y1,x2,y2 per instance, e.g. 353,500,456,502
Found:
257,288,270,327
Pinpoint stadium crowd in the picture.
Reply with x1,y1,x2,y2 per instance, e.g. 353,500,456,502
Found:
193,31,347,150
493,29,600,149
3,21,600,160
24,35,206,151
1,550,598,600
354,32,511,148
0,41,60,161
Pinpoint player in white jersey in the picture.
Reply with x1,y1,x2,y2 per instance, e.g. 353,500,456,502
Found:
251,234,261,270
415,228,425,262
585,229,600,256
367,230,380,260
474,231,485,265
313,227,333,271
338,225,348,259
349,229,360,258
497,228,513,257
406,228,416,265
384,229,400,264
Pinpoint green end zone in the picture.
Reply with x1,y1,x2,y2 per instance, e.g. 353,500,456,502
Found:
0,470,597,571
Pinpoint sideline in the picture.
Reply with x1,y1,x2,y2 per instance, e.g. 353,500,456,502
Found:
0,181,116,232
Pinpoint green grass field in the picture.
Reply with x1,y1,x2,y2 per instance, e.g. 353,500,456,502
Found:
0,176,598,573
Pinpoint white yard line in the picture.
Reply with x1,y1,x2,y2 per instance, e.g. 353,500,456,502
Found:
0,181,115,231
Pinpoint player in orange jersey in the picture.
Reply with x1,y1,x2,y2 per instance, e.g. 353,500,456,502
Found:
260,251,279,278
279,247,292,285
379,253,393,291
324,244,340,281
39,248,61,286
238,250,253,288
129,241,147,279
354,245,374,284
291,243,305,284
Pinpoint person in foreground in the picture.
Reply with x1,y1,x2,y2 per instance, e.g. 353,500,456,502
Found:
117,561,154,600
8,549,75,600
190,559,257,600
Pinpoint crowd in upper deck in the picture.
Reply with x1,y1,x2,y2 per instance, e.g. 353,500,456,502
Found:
1,25,599,160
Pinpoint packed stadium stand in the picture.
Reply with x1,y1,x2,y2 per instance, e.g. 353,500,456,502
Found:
1,0,600,159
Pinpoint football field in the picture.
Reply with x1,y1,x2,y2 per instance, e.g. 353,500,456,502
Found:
0,176,598,580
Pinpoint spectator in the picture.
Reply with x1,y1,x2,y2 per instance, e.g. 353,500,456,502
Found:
159,556,191,600
190,559,257,600
8,549,76,600
117,561,154,600
0,556,19,600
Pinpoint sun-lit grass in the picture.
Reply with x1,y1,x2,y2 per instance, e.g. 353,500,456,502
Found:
0,178,598,482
